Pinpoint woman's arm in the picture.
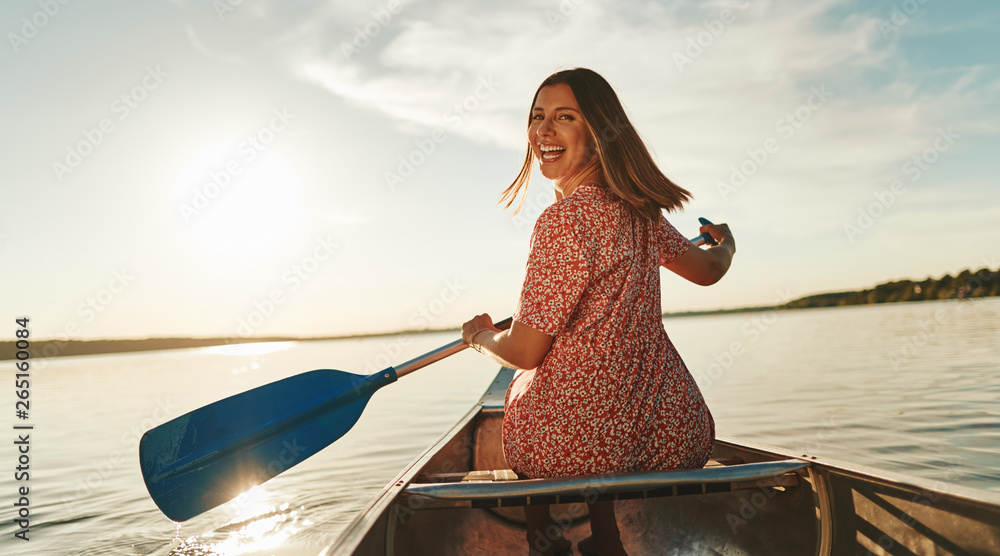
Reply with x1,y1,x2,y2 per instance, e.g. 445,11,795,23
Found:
462,314,553,370
664,222,736,286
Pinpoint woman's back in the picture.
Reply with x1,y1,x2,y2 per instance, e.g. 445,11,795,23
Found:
505,184,714,478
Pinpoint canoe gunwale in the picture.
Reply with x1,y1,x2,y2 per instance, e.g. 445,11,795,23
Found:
402,460,809,502
325,367,1000,555
319,398,484,555
715,435,1000,510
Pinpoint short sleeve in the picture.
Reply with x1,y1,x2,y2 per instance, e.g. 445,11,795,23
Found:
513,207,590,336
656,215,691,266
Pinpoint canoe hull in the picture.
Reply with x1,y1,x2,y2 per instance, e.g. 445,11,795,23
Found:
325,369,1000,555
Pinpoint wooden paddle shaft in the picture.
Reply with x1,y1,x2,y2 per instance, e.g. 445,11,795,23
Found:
394,317,513,378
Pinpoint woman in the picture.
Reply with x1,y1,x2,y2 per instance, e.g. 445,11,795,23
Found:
462,68,736,556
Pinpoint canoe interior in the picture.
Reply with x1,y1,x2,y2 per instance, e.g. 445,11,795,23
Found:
325,369,1000,555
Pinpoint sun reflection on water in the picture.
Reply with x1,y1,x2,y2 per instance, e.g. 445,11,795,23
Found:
169,486,312,556
203,341,297,357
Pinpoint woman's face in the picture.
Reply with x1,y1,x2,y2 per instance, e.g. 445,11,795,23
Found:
528,83,594,184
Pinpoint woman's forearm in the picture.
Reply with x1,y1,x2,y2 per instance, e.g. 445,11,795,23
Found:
472,329,531,369
465,317,554,370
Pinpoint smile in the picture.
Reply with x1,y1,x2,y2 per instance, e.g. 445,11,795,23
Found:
539,144,566,162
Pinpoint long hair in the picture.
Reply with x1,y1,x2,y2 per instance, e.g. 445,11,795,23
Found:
501,68,692,220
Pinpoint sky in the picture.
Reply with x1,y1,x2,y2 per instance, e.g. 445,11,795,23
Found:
2,0,999,341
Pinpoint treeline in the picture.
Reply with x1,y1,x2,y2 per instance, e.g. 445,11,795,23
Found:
0,325,460,361
0,336,297,362
784,266,1000,310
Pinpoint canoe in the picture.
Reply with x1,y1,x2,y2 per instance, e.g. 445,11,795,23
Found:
322,368,1000,555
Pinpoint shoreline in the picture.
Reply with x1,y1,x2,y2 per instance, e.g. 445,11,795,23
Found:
5,295,997,362
5,265,996,361
0,326,460,362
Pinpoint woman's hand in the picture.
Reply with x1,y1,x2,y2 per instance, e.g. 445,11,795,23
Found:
461,315,554,370
664,222,736,286
701,222,735,252
462,313,499,346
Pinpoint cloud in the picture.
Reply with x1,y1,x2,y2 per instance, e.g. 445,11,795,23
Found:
248,0,999,244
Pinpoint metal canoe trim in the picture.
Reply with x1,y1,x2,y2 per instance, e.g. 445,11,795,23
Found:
479,367,516,410
322,401,482,554
402,460,810,501
808,465,834,556
716,435,1000,509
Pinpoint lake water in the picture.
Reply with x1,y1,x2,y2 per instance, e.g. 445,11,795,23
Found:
2,298,999,555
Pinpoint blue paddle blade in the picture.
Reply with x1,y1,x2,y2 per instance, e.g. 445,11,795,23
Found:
139,368,397,522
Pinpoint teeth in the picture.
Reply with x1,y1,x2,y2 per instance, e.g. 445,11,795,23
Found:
540,145,566,152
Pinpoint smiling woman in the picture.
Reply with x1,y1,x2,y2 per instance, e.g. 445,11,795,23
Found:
463,67,735,556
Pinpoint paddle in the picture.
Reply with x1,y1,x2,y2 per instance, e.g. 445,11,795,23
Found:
140,218,717,522
139,317,512,522
690,217,719,247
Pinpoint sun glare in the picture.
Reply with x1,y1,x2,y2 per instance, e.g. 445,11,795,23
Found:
176,140,305,263
170,485,309,556
203,341,297,356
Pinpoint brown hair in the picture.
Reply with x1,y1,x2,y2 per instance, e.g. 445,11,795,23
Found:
501,68,692,219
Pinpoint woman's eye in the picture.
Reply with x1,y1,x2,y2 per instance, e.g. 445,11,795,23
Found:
530,113,574,121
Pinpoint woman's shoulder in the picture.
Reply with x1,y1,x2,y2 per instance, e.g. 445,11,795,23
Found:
531,187,627,244
544,186,619,220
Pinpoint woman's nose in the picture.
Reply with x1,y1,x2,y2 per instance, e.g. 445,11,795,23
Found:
536,116,554,137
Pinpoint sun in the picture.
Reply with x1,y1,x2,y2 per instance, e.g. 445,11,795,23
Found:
175,139,305,262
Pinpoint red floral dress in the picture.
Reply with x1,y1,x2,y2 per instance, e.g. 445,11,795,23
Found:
503,184,715,478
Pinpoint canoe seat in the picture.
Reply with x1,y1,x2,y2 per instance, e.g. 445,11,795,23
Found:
402,459,808,510
414,456,748,484
415,469,522,483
